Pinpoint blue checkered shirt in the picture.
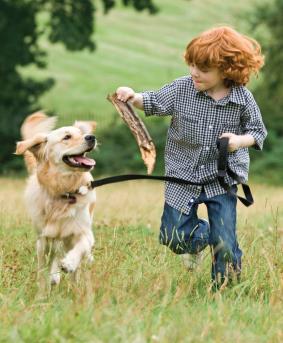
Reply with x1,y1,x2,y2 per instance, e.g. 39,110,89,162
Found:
141,76,267,214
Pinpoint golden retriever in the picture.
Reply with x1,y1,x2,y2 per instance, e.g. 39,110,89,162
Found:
15,112,97,287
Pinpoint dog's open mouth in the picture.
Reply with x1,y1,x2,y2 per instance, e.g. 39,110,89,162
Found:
63,153,96,169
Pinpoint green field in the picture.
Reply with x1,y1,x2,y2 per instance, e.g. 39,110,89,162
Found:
0,178,282,342
22,0,262,128
3,1,282,342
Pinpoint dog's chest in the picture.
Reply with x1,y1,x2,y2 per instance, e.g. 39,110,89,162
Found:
41,202,94,238
25,178,96,238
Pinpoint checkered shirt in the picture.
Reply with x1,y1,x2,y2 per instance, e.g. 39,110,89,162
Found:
141,76,267,215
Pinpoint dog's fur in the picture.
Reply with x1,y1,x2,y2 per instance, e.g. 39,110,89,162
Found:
16,112,97,287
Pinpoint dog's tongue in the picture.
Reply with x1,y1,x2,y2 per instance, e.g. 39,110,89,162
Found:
74,156,96,166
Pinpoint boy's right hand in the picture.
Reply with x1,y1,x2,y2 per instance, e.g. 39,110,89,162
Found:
116,87,135,102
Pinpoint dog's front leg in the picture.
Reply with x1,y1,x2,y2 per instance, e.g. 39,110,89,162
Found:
61,231,94,273
50,258,61,284
50,240,62,285
36,236,47,290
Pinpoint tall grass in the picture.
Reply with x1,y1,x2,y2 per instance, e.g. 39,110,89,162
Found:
3,0,282,341
0,178,282,342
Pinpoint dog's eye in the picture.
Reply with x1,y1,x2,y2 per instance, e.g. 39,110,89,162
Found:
63,134,72,141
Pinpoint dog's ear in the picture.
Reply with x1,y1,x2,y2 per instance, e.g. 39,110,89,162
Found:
15,133,47,159
21,112,57,140
73,121,97,134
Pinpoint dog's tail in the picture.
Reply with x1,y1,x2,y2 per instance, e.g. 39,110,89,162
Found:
20,112,57,174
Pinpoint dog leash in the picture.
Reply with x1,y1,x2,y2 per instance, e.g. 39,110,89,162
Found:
89,137,254,207
216,137,253,206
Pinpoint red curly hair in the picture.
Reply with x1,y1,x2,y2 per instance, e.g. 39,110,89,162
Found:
184,26,264,87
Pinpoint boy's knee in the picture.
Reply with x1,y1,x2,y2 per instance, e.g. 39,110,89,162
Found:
159,226,208,255
159,228,185,254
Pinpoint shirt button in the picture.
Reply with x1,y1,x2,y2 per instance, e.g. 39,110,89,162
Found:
209,125,213,130
200,165,205,169
205,146,209,151
189,199,194,203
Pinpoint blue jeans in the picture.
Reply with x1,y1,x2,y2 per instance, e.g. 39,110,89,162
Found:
159,186,242,286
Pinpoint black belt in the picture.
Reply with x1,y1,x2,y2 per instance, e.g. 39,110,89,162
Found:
90,137,254,207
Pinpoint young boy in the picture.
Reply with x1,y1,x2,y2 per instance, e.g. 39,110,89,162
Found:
116,26,267,290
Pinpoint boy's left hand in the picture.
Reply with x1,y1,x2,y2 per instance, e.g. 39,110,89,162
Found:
219,133,243,152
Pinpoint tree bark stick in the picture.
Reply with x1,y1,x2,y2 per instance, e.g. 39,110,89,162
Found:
107,94,156,174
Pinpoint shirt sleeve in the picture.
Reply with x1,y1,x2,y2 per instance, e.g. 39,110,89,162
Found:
141,80,177,117
240,91,267,150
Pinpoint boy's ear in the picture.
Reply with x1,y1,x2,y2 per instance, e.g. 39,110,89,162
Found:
15,133,47,159
73,121,97,134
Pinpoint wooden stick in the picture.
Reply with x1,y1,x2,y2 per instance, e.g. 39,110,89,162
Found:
107,94,156,174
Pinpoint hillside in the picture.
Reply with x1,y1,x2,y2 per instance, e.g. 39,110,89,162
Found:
22,0,262,127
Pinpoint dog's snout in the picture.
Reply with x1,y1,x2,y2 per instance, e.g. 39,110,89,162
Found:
85,135,96,145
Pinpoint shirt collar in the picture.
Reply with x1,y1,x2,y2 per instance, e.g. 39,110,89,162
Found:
195,83,246,106
229,85,246,105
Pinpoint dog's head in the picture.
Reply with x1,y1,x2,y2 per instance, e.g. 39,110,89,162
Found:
16,115,97,172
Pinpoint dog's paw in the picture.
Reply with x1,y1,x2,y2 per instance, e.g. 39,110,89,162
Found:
61,257,77,273
50,272,61,285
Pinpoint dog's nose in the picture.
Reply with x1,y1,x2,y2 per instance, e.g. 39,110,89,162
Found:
85,135,96,145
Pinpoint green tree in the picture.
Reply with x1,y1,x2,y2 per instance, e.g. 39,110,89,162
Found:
249,0,283,183
0,0,157,172
251,0,283,135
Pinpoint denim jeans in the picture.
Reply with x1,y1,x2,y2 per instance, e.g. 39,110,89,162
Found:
159,186,242,286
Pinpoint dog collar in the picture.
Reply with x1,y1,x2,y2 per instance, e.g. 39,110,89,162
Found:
60,183,91,204
61,193,77,204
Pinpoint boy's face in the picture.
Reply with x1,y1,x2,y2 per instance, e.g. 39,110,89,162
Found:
189,64,225,91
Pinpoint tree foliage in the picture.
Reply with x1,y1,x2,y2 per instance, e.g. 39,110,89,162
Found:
248,0,283,182
0,0,157,172
251,0,283,135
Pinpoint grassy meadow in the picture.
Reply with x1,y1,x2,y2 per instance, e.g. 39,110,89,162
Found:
1,0,282,341
0,178,282,342
22,0,263,127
